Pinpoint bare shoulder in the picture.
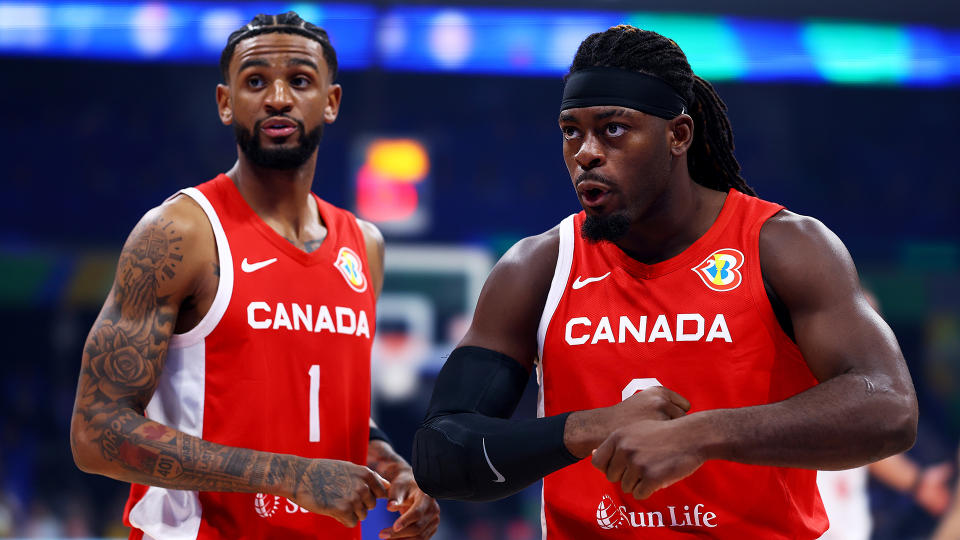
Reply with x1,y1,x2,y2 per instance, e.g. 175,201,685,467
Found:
759,209,859,310
458,225,561,368
479,224,561,308
354,218,385,297
497,225,560,277
760,210,847,258
119,194,216,303
355,218,385,255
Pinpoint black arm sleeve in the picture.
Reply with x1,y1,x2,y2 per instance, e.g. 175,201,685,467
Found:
412,346,580,502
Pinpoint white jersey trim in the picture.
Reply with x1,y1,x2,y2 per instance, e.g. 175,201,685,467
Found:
537,214,575,361
128,486,202,540
535,215,574,540
540,481,548,540
169,187,234,349
128,186,230,539
132,339,207,539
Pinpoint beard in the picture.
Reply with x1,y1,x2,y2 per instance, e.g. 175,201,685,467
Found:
581,212,631,243
234,116,323,170
576,170,631,243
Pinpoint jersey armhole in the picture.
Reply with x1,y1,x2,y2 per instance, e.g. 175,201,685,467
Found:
537,214,576,362
352,215,380,304
169,187,234,349
748,208,801,352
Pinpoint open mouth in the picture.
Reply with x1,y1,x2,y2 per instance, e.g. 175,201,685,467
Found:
577,181,612,207
261,117,298,138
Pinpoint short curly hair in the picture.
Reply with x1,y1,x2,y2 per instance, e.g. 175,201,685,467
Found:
220,11,338,83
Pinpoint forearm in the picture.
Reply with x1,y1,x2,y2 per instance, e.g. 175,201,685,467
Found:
367,439,409,480
692,372,917,469
564,407,618,458
412,412,578,502
72,407,305,497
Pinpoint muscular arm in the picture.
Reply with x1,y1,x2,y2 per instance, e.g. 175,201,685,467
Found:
624,212,917,474
70,199,382,524
591,211,917,500
71,199,298,493
680,212,917,469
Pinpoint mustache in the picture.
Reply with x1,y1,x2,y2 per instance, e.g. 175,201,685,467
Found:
575,171,616,187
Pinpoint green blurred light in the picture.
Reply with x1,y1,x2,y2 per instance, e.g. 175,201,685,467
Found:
287,3,324,25
626,13,746,81
0,254,54,306
802,21,910,84
901,242,959,272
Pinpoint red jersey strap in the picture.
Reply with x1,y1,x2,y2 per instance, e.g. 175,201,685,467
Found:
737,191,794,349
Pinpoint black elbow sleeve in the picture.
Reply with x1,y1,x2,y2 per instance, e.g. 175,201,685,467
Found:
412,347,579,501
412,421,475,500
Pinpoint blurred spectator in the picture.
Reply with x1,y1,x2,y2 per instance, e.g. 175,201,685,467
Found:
23,501,61,538
819,456,953,539
932,449,960,540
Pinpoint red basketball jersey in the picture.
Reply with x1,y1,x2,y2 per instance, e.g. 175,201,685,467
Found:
123,174,376,539
536,190,827,539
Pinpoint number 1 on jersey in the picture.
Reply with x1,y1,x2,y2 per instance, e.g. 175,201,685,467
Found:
309,364,320,442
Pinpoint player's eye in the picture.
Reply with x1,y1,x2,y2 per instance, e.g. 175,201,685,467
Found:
605,123,626,137
561,126,581,140
247,76,266,89
291,75,311,88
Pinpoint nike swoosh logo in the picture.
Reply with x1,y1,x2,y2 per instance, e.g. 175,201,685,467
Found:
241,257,278,273
571,272,611,290
482,438,505,483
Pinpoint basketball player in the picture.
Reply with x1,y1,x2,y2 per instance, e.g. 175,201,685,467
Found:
69,12,439,539
412,25,917,539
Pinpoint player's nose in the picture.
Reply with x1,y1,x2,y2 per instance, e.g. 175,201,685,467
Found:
264,79,294,114
575,133,604,170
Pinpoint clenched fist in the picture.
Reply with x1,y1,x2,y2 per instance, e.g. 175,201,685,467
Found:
288,458,390,527
564,385,691,459
592,417,704,500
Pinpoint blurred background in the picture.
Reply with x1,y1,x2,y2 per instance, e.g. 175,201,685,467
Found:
1,0,959,538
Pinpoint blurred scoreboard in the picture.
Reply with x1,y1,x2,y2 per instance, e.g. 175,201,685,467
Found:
2,1,960,86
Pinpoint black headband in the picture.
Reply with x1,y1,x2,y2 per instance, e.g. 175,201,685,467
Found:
560,67,688,119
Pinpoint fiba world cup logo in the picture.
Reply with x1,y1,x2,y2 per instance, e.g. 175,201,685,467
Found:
596,494,627,530
692,248,745,292
334,247,368,293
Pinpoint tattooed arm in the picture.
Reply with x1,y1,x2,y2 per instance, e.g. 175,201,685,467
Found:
70,197,388,527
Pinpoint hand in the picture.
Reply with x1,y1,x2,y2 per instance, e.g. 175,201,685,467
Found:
591,417,704,500
915,461,953,516
378,468,440,539
289,458,390,528
610,386,691,424
565,386,691,458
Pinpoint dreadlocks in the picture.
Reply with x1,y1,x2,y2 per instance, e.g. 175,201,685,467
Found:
569,25,755,196
220,12,338,83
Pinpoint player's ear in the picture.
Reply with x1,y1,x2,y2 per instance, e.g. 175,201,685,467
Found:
668,113,693,156
324,83,342,124
216,84,233,125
